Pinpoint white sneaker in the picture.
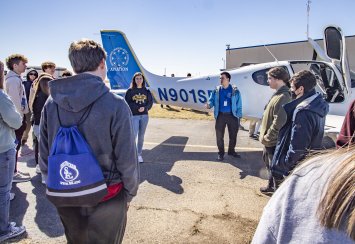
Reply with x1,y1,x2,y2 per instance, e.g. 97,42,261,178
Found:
0,224,26,242
10,193,15,201
12,172,31,183
35,164,41,174
138,155,144,163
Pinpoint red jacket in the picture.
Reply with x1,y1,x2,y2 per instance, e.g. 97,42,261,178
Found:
336,99,355,148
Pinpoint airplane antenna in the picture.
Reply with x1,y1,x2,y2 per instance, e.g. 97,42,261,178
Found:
306,0,311,39
263,44,279,63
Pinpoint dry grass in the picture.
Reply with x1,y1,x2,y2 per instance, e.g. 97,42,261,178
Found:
149,104,214,120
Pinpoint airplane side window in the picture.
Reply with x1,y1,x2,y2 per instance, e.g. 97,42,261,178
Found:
252,69,269,86
252,67,290,86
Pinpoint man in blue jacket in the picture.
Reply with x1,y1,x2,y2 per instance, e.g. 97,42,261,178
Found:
206,71,242,161
271,70,329,188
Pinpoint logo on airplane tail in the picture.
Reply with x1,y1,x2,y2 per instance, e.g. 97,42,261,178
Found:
109,47,129,72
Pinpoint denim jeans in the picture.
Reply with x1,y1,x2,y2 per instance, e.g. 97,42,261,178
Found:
132,115,149,156
0,148,16,236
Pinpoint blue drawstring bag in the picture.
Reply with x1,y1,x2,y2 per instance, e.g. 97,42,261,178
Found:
46,103,107,207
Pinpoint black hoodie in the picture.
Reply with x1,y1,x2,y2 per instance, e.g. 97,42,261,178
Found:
23,68,38,100
125,87,153,116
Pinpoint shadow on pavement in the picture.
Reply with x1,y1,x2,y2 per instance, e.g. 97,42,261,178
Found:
31,174,64,237
141,136,267,194
10,185,29,227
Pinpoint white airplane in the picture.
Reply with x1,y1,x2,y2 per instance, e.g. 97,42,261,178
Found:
100,26,354,144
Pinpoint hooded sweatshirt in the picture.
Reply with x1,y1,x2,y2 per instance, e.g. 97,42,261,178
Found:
271,89,329,177
39,73,139,201
4,70,28,116
23,68,38,100
253,153,354,244
0,90,22,153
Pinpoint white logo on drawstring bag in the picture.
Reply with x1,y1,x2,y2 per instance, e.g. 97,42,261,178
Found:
59,161,81,185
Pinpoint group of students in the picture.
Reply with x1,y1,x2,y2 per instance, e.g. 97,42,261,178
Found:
0,39,152,243
205,67,354,242
0,57,76,242
0,38,354,243
249,67,355,243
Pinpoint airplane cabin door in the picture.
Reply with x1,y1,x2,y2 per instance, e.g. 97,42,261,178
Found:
323,26,352,95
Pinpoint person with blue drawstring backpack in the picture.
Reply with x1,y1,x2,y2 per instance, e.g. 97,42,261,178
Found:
39,39,139,244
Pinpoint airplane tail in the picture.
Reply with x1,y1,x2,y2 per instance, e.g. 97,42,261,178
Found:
100,30,144,89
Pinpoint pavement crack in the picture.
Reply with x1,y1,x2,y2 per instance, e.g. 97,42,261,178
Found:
190,214,207,236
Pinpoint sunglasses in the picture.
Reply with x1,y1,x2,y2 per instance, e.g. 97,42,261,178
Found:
29,73,37,76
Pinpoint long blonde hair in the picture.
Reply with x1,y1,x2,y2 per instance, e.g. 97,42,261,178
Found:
316,147,355,240
291,147,355,240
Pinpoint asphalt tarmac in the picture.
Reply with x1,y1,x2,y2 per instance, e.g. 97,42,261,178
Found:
10,118,270,244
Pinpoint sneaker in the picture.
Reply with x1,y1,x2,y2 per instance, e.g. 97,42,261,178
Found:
0,225,26,242
138,156,144,163
260,186,275,193
217,154,224,161
10,193,15,201
17,170,30,176
20,145,33,156
260,177,275,194
12,172,31,183
35,164,41,174
228,151,241,158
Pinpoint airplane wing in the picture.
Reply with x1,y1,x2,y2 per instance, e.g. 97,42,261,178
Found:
111,89,127,97
324,114,344,142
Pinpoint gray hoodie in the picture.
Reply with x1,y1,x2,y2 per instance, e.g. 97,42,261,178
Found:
252,155,354,244
5,70,28,116
0,90,22,153
39,73,139,201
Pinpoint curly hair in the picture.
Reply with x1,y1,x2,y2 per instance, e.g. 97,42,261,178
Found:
5,54,28,71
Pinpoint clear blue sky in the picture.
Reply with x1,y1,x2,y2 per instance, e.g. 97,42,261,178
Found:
1,0,354,76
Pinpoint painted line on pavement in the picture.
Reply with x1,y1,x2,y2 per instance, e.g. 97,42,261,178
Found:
145,142,263,151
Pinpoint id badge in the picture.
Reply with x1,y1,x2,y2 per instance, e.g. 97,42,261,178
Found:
224,100,227,106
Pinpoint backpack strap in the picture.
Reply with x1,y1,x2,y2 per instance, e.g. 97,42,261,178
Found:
54,93,118,186
55,102,94,127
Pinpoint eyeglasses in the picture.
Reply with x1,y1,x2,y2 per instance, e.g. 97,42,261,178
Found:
29,73,37,76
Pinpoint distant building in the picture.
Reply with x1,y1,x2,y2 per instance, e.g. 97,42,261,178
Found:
226,35,355,71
